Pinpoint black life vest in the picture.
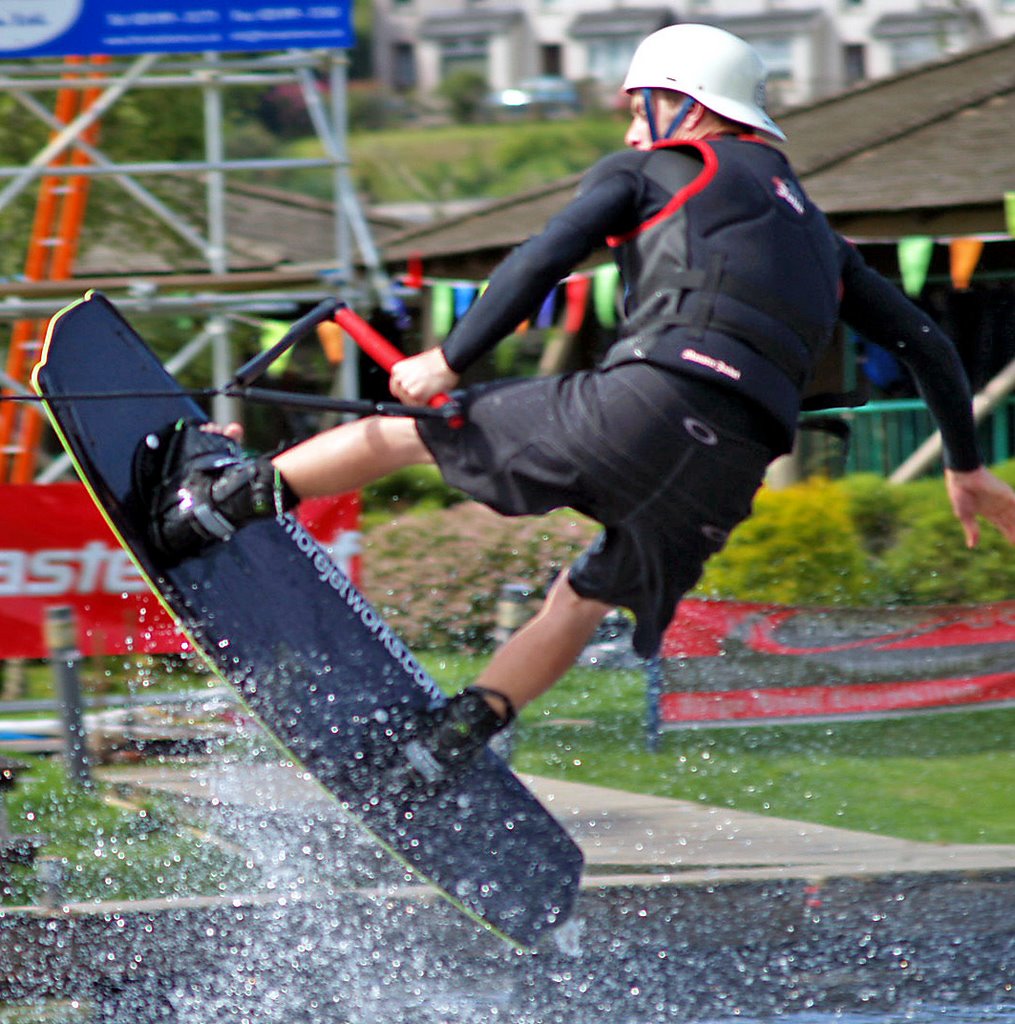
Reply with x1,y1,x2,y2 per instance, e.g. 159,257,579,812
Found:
603,136,844,435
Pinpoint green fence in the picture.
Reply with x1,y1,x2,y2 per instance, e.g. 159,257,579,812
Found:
800,394,1015,478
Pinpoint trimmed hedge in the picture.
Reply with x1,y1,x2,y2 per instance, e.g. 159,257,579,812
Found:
879,464,1015,605
695,476,873,606
360,461,1015,650
698,462,1015,607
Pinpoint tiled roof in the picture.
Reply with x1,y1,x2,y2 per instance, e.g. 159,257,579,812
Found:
73,180,409,278
569,8,673,39
419,8,524,39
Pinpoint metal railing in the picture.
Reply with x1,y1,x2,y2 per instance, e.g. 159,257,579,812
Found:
800,395,1015,477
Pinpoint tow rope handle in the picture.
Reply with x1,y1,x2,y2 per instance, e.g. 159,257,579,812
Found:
231,298,464,428
332,303,464,428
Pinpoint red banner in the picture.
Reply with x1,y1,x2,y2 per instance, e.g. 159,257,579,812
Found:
657,598,1015,726
0,484,359,659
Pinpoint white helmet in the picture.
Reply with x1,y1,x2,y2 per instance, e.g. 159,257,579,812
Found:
623,24,786,142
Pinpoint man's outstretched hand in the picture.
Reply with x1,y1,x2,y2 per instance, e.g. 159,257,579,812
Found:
944,466,1015,548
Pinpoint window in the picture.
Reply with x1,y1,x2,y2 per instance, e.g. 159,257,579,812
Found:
440,37,488,78
586,36,640,83
393,43,416,91
541,44,562,77
888,34,942,71
844,43,866,84
752,37,794,81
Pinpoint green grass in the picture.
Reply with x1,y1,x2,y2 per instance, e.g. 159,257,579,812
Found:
1,754,258,906
419,653,1015,846
0,1005,89,1024
4,653,1012,908
278,115,625,203
4,655,213,708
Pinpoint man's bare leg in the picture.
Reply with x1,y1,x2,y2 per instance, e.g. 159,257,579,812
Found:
279,424,608,720
473,574,612,718
274,415,433,498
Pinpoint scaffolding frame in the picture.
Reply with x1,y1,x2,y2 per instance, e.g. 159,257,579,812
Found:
0,48,390,482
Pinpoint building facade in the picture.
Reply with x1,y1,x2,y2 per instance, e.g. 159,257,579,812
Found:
372,0,1014,109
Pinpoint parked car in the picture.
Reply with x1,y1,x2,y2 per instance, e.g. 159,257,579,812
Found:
485,76,582,117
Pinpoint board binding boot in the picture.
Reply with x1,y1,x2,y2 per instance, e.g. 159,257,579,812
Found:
404,686,515,787
357,687,514,793
135,418,296,561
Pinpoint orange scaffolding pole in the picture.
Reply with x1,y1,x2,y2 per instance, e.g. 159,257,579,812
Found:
0,56,108,483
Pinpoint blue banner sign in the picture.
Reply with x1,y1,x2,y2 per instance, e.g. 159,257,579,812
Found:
0,1,354,58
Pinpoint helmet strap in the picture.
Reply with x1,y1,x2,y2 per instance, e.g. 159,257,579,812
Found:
662,96,695,140
641,88,660,142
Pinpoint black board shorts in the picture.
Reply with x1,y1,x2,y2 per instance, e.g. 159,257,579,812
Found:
417,362,777,658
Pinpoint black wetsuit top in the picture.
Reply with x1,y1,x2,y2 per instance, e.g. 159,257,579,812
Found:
440,136,982,471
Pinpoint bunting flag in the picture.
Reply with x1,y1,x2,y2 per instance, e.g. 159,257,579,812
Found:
453,283,478,320
316,321,344,364
398,264,618,335
405,251,424,289
259,319,295,376
563,275,591,333
949,238,984,291
431,282,454,340
398,226,1009,341
897,236,935,297
535,290,556,329
593,263,621,328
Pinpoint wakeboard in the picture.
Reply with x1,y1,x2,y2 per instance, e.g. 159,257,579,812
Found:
31,290,583,948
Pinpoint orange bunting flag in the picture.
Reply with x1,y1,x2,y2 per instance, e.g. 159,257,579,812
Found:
563,275,591,333
316,321,345,364
949,238,983,290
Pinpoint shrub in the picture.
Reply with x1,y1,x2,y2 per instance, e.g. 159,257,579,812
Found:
359,461,1015,646
695,476,875,605
438,70,488,124
879,466,1015,604
362,502,597,650
362,465,465,518
993,458,1015,488
840,472,905,555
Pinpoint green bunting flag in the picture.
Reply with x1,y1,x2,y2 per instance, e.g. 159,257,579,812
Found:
593,263,621,328
1005,192,1015,237
897,236,935,297
259,320,295,376
431,282,454,340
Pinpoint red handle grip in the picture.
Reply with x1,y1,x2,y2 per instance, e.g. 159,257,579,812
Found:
332,304,462,426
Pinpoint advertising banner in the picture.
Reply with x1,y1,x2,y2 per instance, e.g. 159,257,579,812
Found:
0,1,353,59
0,483,359,659
655,598,1015,728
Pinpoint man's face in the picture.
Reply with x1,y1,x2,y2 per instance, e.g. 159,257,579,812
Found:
624,92,655,150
